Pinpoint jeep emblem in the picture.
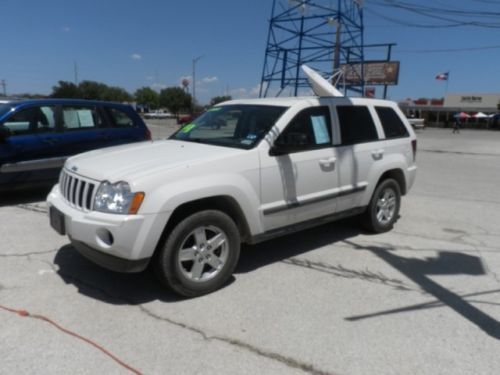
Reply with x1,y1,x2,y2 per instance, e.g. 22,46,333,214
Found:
71,166,78,172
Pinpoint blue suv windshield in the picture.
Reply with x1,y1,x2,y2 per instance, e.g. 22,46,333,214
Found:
170,104,288,149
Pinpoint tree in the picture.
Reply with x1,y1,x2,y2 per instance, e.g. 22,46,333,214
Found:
135,87,159,109
210,95,232,106
159,87,192,115
102,86,133,102
78,80,109,100
51,81,80,98
51,80,133,102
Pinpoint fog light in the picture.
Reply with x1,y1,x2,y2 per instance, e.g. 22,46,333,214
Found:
96,228,114,247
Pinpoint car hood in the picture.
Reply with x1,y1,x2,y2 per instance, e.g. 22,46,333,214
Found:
66,140,245,183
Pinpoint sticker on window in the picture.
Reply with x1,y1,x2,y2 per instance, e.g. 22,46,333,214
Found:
241,139,253,145
207,107,222,112
246,134,257,140
311,115,330,144
181,124,196,133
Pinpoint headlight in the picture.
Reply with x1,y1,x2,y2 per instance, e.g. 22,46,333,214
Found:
94,181,144,215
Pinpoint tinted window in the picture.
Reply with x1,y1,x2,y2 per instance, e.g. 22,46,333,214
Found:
62,106,104,130
376,106,409,139
337,106,378,145
3,106,56,135
275,106,332,150
107,107,135,127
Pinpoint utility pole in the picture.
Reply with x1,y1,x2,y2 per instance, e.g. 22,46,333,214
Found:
74,61,79,85
192,55,203,112
1,79,6,96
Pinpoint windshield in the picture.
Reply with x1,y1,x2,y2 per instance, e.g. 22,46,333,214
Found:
170,104,288,149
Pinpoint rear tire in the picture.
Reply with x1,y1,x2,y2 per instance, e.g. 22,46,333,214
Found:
361,178,401,233
155,210,240,297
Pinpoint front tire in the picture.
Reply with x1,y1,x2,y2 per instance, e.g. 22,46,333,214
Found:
155,210,240,297
361,178,401,233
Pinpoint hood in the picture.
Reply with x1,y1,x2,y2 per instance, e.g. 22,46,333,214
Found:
66,140,244,182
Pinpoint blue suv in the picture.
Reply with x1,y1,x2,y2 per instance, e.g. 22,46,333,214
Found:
0,99,151,191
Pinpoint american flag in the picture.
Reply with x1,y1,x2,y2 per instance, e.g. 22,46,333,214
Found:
435,72,449,81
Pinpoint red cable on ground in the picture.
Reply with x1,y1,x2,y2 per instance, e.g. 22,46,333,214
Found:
0,304,142,375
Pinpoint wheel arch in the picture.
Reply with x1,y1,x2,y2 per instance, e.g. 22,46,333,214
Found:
153,195,252,258
376,168,407,195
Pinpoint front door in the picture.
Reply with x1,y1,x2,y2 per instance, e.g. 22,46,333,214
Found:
260,106,339,231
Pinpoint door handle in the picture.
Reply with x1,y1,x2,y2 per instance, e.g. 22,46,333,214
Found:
319,157,336,167
371,149,384,160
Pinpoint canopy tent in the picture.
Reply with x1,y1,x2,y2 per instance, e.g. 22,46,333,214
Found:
454,112,471,119
473,112,488,118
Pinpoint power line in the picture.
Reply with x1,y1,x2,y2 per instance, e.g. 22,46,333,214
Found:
396,44,500,53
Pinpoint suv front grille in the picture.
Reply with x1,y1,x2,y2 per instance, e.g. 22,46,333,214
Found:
59,169,98,211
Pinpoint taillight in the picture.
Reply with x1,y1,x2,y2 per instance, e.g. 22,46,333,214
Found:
411,139,417,161
145,127,152,140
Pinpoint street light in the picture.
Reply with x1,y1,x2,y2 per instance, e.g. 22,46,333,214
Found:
192,55,203,112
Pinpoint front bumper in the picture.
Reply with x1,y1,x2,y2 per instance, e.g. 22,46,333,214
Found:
47,184,170,273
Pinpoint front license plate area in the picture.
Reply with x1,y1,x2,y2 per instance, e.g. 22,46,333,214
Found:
50,206,66,235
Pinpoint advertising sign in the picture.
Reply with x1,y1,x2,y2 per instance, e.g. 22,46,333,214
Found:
340,61,400,85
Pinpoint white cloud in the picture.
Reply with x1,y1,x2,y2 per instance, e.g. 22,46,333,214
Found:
146,76,154,81
202,76,218,84
229,88,248,99
151,82,167,91
61,26,70,32
131,53,142,60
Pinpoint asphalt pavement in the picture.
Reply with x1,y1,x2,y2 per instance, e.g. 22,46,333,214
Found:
1,127,499,375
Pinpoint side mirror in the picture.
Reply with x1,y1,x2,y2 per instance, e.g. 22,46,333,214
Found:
269,132,309,156
0,125,11,141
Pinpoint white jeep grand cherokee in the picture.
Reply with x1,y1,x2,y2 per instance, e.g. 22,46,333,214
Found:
47,94,417,297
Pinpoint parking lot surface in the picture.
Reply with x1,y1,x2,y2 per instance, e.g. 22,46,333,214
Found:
1,126,499,374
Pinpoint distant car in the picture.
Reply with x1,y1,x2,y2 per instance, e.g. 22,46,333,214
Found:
0,99,151,191
144,111,174,120
407,117,425,129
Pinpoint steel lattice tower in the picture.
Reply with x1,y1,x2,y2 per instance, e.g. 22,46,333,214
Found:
260,0,365,97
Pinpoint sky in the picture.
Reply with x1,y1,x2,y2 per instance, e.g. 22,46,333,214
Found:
0,0,499,104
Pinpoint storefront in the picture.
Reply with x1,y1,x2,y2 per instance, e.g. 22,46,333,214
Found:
399,93,500,128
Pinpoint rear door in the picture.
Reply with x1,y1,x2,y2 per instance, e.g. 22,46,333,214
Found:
103,106,149,145
333,104,382,212
57,104,112,155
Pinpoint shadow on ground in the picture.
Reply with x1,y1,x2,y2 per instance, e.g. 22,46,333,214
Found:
0,186,52,207
53,219,362,305
53,219,500,340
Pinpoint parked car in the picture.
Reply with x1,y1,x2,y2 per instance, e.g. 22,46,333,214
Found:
0,99,151,191
407,117,425,129
143,111,174,120
47,68,417,297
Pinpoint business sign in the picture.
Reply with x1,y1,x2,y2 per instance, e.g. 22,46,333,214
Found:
340,61,400,85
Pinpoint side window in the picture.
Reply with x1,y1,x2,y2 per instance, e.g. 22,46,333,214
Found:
275,106,332,151
62,106,104,130
107,108,135,127
337,106,378,145
375,106,409,139
3,106,56,135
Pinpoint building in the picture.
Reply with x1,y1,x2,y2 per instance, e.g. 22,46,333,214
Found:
399,93,500,128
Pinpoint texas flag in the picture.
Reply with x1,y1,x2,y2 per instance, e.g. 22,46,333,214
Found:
435,72,449,81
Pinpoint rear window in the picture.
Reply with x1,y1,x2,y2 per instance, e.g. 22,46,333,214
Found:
337,106,378,145
375,106,409,139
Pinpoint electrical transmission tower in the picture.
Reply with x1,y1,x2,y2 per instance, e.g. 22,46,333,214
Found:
260,0,365,97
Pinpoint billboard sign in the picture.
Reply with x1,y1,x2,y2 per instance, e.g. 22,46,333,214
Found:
340,61,400,85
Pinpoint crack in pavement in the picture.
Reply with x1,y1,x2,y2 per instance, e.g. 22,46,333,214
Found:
420,149,500,157
0,249,58,258
56,270,334,375
282,257,415,292
138,305,335,375
16,204,47,214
